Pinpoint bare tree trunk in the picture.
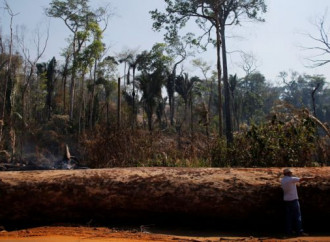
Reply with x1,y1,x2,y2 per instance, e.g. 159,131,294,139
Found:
78,72,86,134
190,91,193,136
69,36,77,121
123,62,127,87
147,107,153,132
132,67,136,130
89,60,98,129
169,62,182,126
311,83,320,118
3,73,15,161
1,3,18,160
62,54,70,114
220,27,233,144
21,65,34,124
0,3,15,145
309,114,330,138
46,58,56,121
63,76,67,113
207,80,213,137
117,77,121,128
168,73,175,126
69,73,76,120
215,17,223,138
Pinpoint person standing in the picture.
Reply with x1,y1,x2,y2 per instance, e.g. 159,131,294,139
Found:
281,168,313,236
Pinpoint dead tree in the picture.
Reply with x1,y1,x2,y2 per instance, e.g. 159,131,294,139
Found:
304,12,330,67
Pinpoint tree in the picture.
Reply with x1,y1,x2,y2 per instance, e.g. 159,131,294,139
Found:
0,1,19,159
59,46,72,114
175,73,200,133
307,75,324,119
192,58,212,134
280,71,327,121
137,72,164,131
17,21,50,124
36,57,57,120
217,0,266,143
136,44,169,131
151,0,267,143
239,72,267,124
239,51,259,76
165,33,193,126
46,0,109,121
83,22,105,129
303,12,330,67
95,56,118,126
319,88,330,123
151,0,226,138
124,51,144,129
229,74,239,130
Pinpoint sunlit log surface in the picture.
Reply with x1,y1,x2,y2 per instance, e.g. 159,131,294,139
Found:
0,167,329,230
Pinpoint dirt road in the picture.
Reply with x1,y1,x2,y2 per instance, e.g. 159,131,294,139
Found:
1,226,330,242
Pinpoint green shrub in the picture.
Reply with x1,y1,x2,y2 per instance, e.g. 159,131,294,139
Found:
210,106,323,167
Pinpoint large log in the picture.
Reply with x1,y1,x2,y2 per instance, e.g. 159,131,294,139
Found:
0,167,329,230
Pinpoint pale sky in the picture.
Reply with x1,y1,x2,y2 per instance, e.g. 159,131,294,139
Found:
1,0,330,84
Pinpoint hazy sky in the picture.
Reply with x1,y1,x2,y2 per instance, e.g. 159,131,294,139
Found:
1,0,330,84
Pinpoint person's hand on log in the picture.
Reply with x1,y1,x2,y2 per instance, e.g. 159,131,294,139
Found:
299,176,316,183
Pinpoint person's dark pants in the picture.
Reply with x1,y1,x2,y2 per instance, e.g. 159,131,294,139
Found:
284,199,303,235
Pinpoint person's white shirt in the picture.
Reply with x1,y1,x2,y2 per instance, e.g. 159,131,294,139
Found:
281,176,300,201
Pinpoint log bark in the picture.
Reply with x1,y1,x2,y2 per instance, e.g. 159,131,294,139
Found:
0,167,329,230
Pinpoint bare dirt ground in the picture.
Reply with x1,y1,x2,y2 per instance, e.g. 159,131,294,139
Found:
0,226,330,241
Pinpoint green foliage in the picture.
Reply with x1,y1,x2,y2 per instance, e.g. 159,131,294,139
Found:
137,71,164,131
210,138,230,167
151,0,216,49
137,43,171,74
211,105,323,167
151,0,268,142
151,0,267,51
232,72,281,126
47,0,90,32
47,0,106,68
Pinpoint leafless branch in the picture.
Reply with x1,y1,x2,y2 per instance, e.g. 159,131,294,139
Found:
34,20,50,61
239,51,259,76
99,3,113,33
302,11,330,67
17,20,50,94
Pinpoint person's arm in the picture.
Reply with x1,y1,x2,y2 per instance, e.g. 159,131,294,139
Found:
299,177,315,182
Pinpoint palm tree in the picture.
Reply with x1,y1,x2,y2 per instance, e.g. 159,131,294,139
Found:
137,70,164,131
175,73,195,119
175,73,200,133
124,52,144,129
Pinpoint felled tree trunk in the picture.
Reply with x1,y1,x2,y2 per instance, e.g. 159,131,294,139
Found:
0,167,329,230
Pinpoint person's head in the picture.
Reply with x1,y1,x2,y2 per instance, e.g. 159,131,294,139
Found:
283,168,293,176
